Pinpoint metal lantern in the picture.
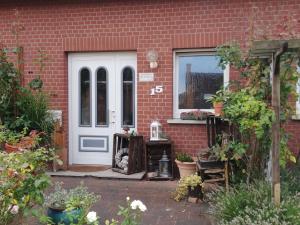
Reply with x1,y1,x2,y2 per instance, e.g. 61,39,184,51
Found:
150,120,162,141
159,150,170,177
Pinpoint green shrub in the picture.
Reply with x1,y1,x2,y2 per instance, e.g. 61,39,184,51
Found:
0,148,58,225
209,180,300,225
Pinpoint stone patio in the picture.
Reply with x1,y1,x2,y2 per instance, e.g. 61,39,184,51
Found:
30,176,213,225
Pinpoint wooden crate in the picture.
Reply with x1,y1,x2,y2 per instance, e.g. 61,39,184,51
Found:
112,133,144,175
145,140,174,180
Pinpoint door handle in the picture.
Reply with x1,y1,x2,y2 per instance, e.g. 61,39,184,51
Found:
110,110,116,123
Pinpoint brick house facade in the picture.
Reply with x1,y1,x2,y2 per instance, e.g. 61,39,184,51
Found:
0,0,299,167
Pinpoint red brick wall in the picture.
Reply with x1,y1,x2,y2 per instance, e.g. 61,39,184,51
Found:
0,0,300,165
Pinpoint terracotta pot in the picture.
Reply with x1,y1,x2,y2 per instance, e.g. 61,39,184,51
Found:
213,102,224,116
4,143,20,153
175,159,196,178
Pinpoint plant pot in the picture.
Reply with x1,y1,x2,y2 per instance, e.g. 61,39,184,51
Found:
4,143,20,153
47,207,82,225
175,159,196,178
188,185,203,199
198,159,225,169
213,102,223,116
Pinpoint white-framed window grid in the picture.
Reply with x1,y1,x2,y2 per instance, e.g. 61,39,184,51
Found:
173,49,229,119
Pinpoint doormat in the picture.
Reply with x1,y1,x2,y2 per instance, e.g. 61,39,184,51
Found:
47,169,145,180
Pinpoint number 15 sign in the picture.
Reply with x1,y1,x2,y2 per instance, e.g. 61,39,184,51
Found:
150,85,163,95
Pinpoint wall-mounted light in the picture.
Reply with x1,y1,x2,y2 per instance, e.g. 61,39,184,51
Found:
146,50,158,69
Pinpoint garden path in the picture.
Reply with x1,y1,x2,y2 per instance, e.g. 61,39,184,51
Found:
30,177,213,225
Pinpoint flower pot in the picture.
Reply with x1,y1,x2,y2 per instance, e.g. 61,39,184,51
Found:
213,102,223,116
4,143,20,153
175,159,196,178
47,207,82,225
199,159,225,169
188,185,203,199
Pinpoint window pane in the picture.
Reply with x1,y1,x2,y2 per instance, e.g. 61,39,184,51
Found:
178,55,223,109
122,67,134,126
96,68,107,126
80,68,91,125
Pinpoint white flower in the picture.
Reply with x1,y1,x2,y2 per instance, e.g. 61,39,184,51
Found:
86,211,97,223
10,205,19,215
126,196,130,201
130,200,147,212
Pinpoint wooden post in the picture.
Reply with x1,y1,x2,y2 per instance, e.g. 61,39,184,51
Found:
271,42,288,207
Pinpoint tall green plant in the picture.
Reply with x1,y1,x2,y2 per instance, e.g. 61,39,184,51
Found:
0,49,19,124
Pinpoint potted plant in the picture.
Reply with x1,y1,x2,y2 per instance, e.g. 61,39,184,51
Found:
172,173,203,201
44,182,100,225
175,152,196,178
4,129,24,153
3,128,42,153
207,89,228,116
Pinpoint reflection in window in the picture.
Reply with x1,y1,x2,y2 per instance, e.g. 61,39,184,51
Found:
122,67,134,126
80,68,91,125
96,68,107,126
178,55,223,109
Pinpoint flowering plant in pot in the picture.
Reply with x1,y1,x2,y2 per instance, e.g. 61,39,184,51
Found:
0,126,42,153
207,89,229,116
43,182,100,225
175,152,196,178
172,173,203,201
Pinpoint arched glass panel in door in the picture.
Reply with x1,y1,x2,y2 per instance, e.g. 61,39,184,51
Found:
122,67,135,127
96,67,108,126
80,68,91,126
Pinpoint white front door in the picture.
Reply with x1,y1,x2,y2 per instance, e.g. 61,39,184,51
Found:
68,52,137,165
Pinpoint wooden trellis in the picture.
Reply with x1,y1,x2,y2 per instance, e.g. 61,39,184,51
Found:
251,39,300,206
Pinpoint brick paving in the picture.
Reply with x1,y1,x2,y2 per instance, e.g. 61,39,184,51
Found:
29,176,213,225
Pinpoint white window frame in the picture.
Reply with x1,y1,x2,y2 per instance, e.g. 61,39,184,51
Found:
173,49,229,119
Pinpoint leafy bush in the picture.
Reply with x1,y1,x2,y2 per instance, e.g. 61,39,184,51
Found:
0,148,57,225
209,180,300,225
0,48,54,144
0,49,19,124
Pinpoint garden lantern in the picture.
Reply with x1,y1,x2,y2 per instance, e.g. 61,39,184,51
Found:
150,120,162,141
159,150,170,177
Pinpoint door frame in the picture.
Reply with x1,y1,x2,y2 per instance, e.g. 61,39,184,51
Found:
68,52,137,165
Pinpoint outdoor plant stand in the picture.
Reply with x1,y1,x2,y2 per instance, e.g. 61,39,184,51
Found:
145,140,174,180
197,115,233,189
112,133,144,175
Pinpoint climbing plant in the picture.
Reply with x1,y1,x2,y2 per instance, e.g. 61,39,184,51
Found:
216,43,300,182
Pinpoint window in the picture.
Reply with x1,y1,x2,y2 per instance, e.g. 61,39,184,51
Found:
79,68,91,126
174,51,229,118
122,67,135,127
96,67,108,126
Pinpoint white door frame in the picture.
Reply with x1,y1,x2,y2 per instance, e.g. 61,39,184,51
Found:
68,52,137,165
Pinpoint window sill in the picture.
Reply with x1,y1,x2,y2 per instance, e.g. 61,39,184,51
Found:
167,119,206,125
291,115,300,120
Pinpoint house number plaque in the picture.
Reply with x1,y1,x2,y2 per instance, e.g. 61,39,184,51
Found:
150,85,163,95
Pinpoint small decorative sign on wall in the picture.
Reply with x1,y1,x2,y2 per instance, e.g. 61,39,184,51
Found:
139,73,154,82
150,85,163,95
